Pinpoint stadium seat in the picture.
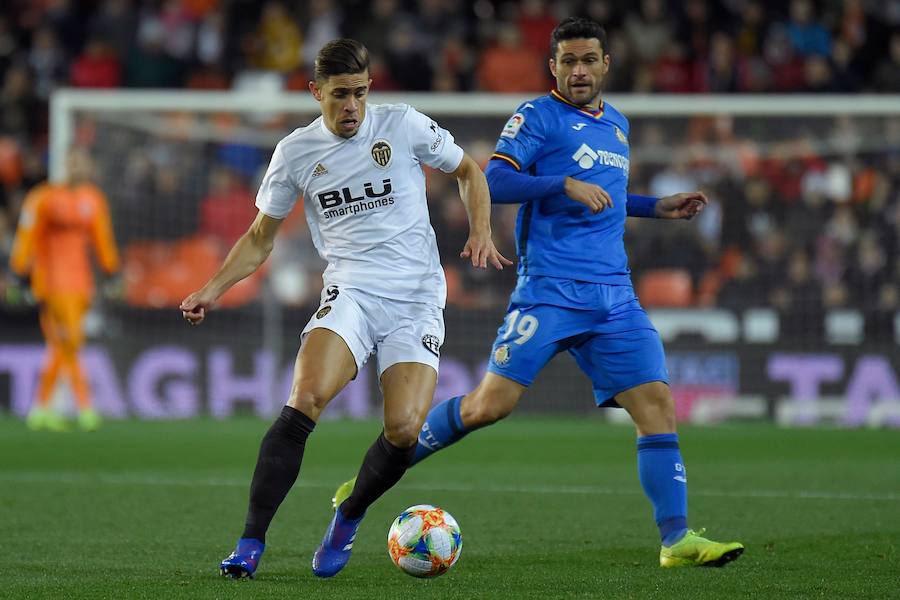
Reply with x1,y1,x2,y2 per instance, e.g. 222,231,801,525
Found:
123,235,263,308
637,269,694,307
696,270,722,307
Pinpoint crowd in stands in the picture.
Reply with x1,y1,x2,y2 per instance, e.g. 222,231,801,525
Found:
1,0,899,337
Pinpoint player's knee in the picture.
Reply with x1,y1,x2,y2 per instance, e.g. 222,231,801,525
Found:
289,389,330,418
383,420,420,448
58,341,79,361
639,390,676,432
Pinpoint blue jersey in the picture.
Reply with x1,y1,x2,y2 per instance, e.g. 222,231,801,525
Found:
492,90,632,286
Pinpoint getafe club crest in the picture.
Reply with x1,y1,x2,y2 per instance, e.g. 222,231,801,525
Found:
615,126,628,146
493,344,511,366
371,139,392,168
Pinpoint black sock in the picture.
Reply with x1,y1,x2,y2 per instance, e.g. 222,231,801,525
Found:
340,432,415,520
241,405,316,542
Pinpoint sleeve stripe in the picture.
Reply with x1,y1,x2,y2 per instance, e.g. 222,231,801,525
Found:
491,153,521,171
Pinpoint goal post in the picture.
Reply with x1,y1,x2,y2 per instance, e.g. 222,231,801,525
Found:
50,91,900,180
21,90,900,426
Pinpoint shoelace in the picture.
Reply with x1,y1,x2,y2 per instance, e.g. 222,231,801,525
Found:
686,527,706,539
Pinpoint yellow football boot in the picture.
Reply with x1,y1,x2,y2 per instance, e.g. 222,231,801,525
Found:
26,407,68,432
660,528,744,567
331,477,356,511
78,408,102,432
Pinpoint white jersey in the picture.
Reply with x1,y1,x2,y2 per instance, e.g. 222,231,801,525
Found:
256,103,464,308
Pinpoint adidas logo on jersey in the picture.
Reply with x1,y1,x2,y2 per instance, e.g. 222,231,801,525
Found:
312,163,328,177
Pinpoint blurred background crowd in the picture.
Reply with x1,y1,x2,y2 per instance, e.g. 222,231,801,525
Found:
0,0,899,340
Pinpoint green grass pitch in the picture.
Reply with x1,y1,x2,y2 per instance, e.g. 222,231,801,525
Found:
2,417,898,599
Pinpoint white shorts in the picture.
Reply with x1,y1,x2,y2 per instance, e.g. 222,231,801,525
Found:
301,284,445,376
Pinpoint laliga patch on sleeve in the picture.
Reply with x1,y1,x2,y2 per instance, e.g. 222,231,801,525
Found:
500,112,525,139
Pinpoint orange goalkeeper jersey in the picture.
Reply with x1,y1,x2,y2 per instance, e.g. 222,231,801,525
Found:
10,182,119,300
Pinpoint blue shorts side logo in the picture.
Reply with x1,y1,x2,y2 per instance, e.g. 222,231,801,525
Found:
493,344,511,366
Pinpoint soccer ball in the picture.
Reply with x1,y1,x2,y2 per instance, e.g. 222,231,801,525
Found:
387,504,462,578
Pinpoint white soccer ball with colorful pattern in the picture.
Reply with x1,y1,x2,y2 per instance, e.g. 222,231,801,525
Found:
387,505,462,577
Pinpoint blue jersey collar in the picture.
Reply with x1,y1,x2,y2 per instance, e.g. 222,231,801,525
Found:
549,89,605,119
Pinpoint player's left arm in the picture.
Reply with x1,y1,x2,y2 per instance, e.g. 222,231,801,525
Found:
626,192,708,219
655,191,708,219
405,105,511,270
89,188,121,274
450,153,513,270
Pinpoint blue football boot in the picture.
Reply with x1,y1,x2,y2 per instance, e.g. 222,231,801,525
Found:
311,507,364,578
220,538,265,579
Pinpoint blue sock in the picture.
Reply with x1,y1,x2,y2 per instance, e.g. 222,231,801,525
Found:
411,396,468,466
636,433,689,546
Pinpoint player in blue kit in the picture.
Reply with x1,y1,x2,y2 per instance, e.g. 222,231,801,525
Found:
333,17,744,567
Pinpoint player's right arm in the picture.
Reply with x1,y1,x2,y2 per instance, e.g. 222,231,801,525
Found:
9,184,47,276
488,103,612,213
89,187,120,275
562,177,613,213
404,105,510,270
486,159,613,214
180,211,283,325
182,140,299,325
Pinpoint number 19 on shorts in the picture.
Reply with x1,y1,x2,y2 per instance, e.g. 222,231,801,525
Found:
500,310,539,345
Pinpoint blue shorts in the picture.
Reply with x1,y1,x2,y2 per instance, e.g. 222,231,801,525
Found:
486,277,669,407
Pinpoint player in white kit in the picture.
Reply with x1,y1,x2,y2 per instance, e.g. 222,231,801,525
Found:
179,38,510,579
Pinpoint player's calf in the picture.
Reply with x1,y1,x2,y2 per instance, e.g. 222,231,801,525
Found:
340,432,415,518
460,393,514,428
460,374,524,428
411,382,520,466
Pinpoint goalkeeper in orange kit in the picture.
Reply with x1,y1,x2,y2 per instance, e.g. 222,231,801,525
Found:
9,150,119,431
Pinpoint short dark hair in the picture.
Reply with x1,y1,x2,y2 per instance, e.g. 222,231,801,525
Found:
314,38,370,82
550,17,608,58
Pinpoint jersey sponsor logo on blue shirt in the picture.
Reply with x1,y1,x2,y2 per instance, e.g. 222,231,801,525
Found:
571,143,630,175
